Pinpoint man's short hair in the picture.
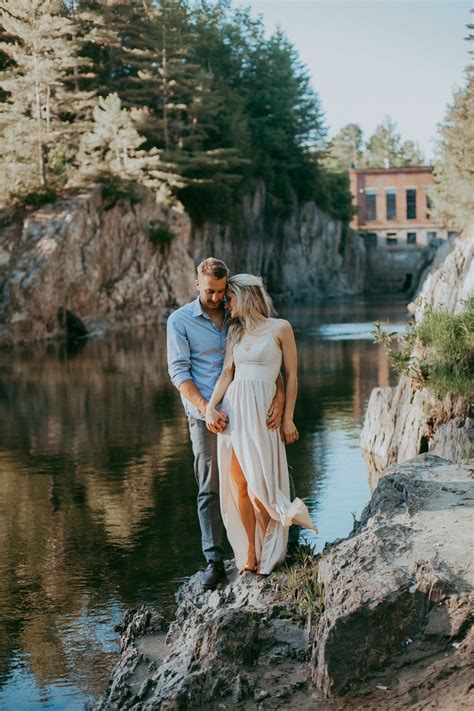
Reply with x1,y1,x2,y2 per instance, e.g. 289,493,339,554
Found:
197,257,230,280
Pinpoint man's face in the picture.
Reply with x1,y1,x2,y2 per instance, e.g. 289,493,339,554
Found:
195,274,227,310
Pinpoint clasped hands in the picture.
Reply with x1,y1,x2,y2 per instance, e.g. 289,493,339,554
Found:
205,391,299,444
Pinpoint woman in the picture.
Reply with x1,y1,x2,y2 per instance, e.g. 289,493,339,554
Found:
205,274,317,575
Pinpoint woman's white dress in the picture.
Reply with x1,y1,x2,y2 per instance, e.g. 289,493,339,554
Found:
217,318,317,574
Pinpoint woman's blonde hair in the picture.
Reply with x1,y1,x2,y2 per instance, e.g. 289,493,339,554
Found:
224,274,276,367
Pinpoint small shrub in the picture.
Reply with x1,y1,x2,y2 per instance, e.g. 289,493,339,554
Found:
101,179,142,210
373,298,474,400
21,188,58,208
148,220,175,247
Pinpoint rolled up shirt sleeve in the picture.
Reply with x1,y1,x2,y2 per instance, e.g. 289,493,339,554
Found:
167,314,192,389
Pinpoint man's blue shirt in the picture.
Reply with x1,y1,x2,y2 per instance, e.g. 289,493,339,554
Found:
167,297,228,420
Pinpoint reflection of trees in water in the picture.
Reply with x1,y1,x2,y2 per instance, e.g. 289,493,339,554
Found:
0,331,202,698
0,309,406,702
296,336,396,425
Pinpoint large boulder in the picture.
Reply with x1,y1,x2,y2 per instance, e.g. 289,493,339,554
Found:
310,455,474,698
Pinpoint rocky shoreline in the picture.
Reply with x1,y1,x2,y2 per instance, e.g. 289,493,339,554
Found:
96,454,474,710
361,233,473,478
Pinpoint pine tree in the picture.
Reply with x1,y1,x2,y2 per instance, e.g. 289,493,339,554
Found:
76,92,146,178
0,0,93,204
365,116,402,168
432,12,473,232
398,139,425,166
324,123,364,171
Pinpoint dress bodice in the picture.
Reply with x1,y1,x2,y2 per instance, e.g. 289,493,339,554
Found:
233,319,282,382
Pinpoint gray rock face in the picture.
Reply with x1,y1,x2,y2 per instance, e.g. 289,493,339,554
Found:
189,181,367,299
98,455,474,710
0,186,195,344
361,233,473,473
361,376,471,478
96,566,311,710
310,454,474,698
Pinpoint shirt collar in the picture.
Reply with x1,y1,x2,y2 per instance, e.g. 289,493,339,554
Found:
192,297,229,324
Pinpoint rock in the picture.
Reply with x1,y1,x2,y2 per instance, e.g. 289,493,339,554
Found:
361,376,472,479
361,233,473,475
96,565,311,710
0,185,196,344
97,455,474,710
310,454,474,697
189,180,367,300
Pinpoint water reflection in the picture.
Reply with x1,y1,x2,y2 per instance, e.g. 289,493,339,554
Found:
0,297,407,709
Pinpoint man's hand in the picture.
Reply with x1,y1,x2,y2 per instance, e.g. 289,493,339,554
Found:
205,406,229,434
267,389,285,430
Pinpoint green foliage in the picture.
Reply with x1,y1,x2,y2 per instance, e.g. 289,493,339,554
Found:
324,118,425,171
0,0,355,222
21,188,58,208
101,178,142,210
147,220,175,247
277,541,324,619
0,0,94,203
432,17,474,234
324,123,364,171
373,299,474,400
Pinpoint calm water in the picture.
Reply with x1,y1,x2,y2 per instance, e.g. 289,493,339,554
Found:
0,297,408,710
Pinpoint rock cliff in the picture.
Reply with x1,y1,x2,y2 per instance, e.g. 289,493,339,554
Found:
361,234,473,473
0,181,366,344
0,185,196,344
188,181,366,299
96,455,474,710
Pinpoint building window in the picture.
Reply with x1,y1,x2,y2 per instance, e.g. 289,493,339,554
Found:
427,231,438,245
426,192,433,218
386,233,398,246
386,190,396,220
406,189,417,219
365,232,378,247
366,191,376,221
407,232,417,244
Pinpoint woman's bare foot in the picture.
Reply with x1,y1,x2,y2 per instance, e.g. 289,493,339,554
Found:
239,564,257,574
239,551,258,574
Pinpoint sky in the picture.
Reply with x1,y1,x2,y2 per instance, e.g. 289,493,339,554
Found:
231,0,472,160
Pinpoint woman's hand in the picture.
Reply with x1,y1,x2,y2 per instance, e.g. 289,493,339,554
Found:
280,417,299,445
205,406,228,434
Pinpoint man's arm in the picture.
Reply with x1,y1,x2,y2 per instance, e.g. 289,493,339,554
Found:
266,372,285,430
166,313,226,426
178,379,208,416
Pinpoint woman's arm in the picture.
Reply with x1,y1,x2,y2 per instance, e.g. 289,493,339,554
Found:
277,320,299,444
205,366,234,433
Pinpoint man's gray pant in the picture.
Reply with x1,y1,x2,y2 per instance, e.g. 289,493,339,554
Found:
188,416,225,562
187,415,300,563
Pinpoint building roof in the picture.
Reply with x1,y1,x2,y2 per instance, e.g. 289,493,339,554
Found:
350,166,433,175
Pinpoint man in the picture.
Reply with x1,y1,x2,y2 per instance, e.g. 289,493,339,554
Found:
167,257,288,590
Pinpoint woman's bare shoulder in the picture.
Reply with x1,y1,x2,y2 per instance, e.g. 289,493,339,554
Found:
268,317,293,336
268,316,292,327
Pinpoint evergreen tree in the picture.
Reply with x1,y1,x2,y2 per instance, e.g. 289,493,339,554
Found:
365,115,402,168
398,139,425,166
432,12,473,232
76,92,146,178
0,0,92,203
324,123,364,170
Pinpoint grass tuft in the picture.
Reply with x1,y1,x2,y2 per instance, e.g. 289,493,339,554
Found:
373,298,474,400
277,540,324,619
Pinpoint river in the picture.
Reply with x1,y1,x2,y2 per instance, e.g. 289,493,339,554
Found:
0,296,408,709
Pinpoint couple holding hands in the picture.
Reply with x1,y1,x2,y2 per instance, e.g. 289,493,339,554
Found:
167,258,316,590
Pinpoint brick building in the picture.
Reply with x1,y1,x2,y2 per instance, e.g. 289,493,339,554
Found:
349,166,452,247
